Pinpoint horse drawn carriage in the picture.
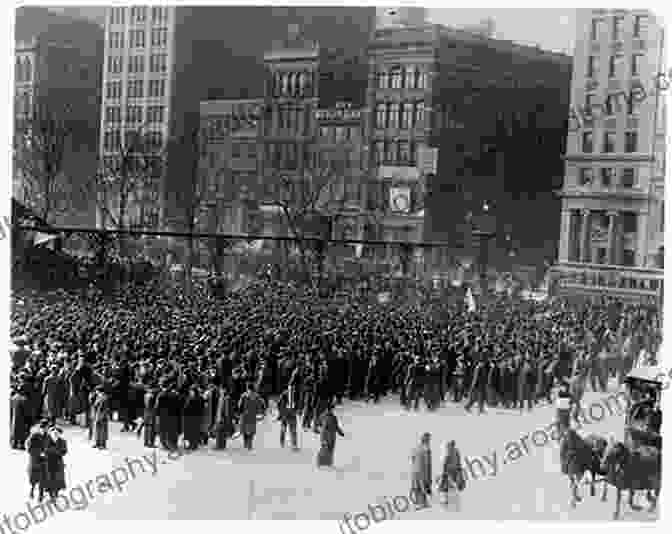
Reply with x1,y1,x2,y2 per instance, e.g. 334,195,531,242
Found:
560,364,663,519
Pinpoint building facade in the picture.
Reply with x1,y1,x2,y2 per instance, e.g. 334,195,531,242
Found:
553,9,665,300
13,7,104,227
98,5,377,232
367,16,572,277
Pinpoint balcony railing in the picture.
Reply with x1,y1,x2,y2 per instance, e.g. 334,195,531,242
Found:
551,261,663,300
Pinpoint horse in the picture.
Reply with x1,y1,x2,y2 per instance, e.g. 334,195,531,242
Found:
600,437,661,520
560,428,609,507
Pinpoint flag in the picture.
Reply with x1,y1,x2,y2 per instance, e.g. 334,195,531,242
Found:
465,287,477,313
33,232,58,246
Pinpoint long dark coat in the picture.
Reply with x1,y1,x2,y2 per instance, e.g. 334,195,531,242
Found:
215,391,235,447
11,392,31,446
25,431,46,485
238,391,264,436
182,394,204,445
317,412,344,467
43,436,67,493
92,392,111,444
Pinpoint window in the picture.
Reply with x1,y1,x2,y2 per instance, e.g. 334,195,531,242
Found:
127,79,143,98
633,15,647,38
247,143,257,159
623,212,637,234
404,66,415,89
385,141,396,163
390,67,402,89
232,142,241,158
579,168,594,185
148,79,165,98
107,56,122,74
409,141,417,165
110,7,125,25
129,30,145,48
105,106,121,124
398,141,410,164
147,106,164,124
600,167,615,186
106,81,122,99
603,132,616,153
613,15,625,41
584,93,597,119
623,249,635,266
151,28,168,47
150,54,167,73
375,141,385,164
415,101,425,127
126,105,142,124
627,90,641,115
621,168,636,187
376,103,387,128
590,19,603,40
108,32,124,49
388,103,399,129
416,68,427,89
335,127,346,143
103,129,121,152
401,102,414,129
128,55,145,73
631,54,644,77
131,7,146,24
625,131,638,152
587,56,598,78
605,94,621,115
609,55,624,78
582,131,594,153
151,7,168,24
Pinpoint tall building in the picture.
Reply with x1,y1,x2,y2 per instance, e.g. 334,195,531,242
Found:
13,7,104,227
368,16,572,275
98,6,377,231
552,9,665,300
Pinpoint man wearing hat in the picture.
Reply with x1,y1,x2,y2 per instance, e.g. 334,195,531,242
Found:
238,381,265,451
410,432,433,507
10,384,31,450
316,401,345,468
92,385,111,449
276,385,299,451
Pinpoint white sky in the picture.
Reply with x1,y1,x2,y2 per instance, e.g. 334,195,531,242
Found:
429,8,577,54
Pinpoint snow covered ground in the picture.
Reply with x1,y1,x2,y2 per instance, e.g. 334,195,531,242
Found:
5,380,658,525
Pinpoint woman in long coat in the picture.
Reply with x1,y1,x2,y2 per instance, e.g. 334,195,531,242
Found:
25,422,47,500
214,385,235,450
42,427,67,499
11,386,31,450
437,440,464,511
92,387,111,449
316,403,345,468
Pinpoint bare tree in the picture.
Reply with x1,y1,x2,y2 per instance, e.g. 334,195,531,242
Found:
13,94,76,224
271,143,358,286
85,123,164,262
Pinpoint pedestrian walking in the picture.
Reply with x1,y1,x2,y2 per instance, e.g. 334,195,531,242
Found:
410,432,432,507
316,402,345,468
437,440,464,511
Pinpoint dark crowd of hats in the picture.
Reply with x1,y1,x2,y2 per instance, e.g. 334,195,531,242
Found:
9,278,661,449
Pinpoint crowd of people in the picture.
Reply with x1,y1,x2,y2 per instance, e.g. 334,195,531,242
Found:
9,275,662,500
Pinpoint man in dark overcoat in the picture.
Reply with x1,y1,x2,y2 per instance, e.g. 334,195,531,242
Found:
238,382,264,451
11,385,31,450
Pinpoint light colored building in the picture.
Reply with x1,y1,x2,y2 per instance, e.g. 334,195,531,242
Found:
553,9,665,300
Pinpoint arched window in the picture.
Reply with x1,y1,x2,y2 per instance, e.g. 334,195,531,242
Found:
25,57,32,82
15,57,22,82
